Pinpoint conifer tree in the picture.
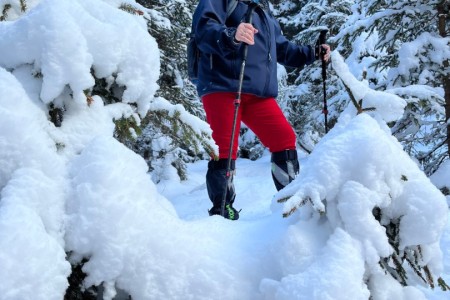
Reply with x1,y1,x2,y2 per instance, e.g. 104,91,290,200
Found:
132,0,212,181
335,0,450,175
271,0,353,151
275,51,449,294
1,0,215,181
90,0,215,181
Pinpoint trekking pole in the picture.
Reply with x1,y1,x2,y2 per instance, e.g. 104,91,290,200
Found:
221,0,260,218
318,29,329,133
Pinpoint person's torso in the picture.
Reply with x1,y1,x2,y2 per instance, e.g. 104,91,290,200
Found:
196,1,279,98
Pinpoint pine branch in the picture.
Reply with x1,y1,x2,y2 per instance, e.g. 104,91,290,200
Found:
438,277,450,291
64,257,98,300
423,265,435,289
20,0,27,12
341,79,376,114
119,3,144,15
392,253,408,286
380,257,407,286
114,116,142,145
277,196,290,203
377,214,449,290
282,206,297,218
1,4,11,21
342,81,363,114
281,196,325,218
404,249,430,287
298,142,312,154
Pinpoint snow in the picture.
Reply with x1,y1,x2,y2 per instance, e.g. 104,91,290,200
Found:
331,52,407,122
389,32,450,86
0,67,70,299
0,0,160,114
0,0,449,300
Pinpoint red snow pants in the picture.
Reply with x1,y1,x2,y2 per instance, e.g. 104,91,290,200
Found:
202,92,296,160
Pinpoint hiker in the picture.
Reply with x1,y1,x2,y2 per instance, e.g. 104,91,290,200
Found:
192,0,331,220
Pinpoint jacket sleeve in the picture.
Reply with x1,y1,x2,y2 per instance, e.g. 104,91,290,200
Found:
193,0,241,57
273,16,316,68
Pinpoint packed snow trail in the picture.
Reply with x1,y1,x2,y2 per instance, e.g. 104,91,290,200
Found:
156,154,304,297
157,154,283,221
155,154,353,299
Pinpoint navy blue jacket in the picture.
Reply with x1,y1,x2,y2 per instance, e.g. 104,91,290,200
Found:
192,0,316,98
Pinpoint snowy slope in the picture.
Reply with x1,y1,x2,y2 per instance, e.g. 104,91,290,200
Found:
159,154,450,300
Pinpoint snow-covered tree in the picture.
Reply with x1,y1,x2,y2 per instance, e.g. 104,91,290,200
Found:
131,0,213,181
0,0,216,182
271,0,450,175
271,0,353,151
0,0,215,298
335,0,450,175
273,51,449,297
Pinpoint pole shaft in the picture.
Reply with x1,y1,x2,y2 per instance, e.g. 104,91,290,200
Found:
221,3,257,217
319,30,328,134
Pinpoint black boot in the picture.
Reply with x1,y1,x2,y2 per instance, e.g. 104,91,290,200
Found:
271,150,299,191
206,159,239,220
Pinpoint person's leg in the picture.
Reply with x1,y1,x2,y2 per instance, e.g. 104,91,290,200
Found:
202,92,241,220
206,159,239,220
202,92,241,160
240,95,299,191
270,149,299,191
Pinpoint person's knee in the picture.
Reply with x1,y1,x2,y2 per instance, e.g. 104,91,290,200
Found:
267,128,297,153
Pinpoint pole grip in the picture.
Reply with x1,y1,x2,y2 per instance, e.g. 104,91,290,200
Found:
319,29,328,80
318,29,328,56
319,30,328,133
245,2,259,23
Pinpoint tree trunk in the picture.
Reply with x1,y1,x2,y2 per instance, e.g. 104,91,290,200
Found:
445,67,450,159
437,1,450,158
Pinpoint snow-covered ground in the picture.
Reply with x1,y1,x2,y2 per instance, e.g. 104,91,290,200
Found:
158,153,450,300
